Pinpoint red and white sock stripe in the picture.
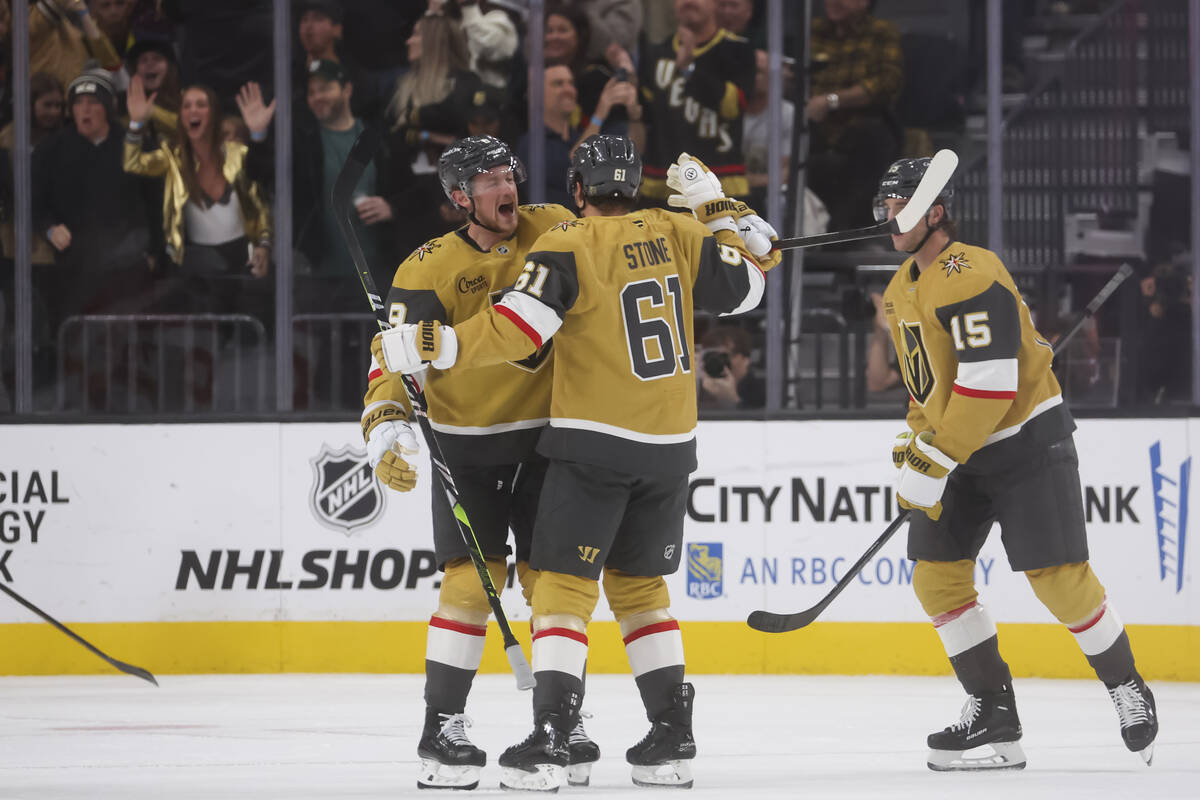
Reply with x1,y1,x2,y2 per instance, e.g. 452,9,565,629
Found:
425,616,487,671
532,627,589,679
1068,599,1124,656
623,620,685,678
931,601,997,658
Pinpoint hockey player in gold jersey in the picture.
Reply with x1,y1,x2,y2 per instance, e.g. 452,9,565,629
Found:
359,136,600,789
372,135,779,790
878,157,1158,771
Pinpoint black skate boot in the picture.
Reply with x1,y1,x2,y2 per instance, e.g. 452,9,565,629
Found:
626,682,696,788
926,686,1026,772
417,708,486,790
1106,672,1158,765
567,713,601,787
499,692,580,792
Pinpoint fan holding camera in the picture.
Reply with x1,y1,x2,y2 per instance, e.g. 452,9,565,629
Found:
697,325,765,410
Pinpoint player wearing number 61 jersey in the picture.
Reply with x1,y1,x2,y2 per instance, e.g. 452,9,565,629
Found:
372,135,778,790
878,156,1157,772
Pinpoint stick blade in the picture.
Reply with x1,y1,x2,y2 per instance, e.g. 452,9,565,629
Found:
893,149,959,233
746,607,819,634
109,658,159,686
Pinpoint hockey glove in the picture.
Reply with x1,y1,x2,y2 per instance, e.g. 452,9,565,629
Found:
733,201,782,270
365,419,420,492
666,152,739,235
896,431,956,521
892,430,912,469
372,320,459,374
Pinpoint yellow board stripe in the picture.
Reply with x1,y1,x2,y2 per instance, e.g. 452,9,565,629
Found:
1,622,1196,681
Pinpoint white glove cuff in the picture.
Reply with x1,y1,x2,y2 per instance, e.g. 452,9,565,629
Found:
379,325,418,373
914,434,958,472
431,326,458,370
896,466,947,509
705,216,739,235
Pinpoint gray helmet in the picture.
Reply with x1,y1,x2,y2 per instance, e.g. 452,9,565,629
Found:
566,134,642,203
873,156,954,223
438,135,526,208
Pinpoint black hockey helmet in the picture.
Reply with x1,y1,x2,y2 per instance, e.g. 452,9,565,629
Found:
438,135,526,209
872,156,954,223
567,134,642,204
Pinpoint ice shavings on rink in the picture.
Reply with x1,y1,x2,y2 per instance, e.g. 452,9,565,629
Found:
0,674,1196,799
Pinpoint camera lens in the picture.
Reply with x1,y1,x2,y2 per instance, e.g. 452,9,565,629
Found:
703,350,731,378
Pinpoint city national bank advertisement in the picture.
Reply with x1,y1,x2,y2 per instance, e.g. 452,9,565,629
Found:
0,420,1194,679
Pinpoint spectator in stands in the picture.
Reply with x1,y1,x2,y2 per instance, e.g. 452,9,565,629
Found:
295,0,378,125
557,0,641,63
88,0,135,62
715,0,754,41
697,324,764,410
638,0,756,205
865,290,902,394
165,0,272,109
1,71,64,269
237,63,399,310
124,77,272,314
1136,253,1193,404
742,49,792,214
516,63,578,207
385,11,482,255
32,68,156,332
434,0,519,92
30,0,123,91
123,33,180,142
805,0,904,232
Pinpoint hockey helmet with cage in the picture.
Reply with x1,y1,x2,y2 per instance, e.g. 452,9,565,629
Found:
567,134,642,204
872,156,954,224
438,135,527,209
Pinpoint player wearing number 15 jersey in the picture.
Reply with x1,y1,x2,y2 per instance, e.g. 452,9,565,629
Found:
878,156,1157,772
371,135,779,790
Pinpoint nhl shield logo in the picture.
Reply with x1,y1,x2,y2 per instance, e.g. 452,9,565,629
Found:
310,444,386,533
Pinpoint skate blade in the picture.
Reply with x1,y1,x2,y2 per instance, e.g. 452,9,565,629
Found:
500,763,565,792
418,758,481,790
630,760,694,788
927,741,1027,772
1137,743,1154,766
567,762,593,786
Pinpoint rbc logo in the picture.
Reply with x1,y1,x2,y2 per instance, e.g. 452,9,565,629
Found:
687,542,723,599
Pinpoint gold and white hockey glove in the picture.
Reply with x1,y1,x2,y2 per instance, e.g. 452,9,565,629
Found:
733,201,782,270
892,430,912,469
365,418,420,492
371,320,458,374
666,152,739,234
896,431,956,521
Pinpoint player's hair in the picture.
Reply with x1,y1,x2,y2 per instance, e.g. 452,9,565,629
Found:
388,15,471,132
176,85,226,207
701,325,752,358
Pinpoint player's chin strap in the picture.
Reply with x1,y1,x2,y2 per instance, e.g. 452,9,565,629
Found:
904,209,941,255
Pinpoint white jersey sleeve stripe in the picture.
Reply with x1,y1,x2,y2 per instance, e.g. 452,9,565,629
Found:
719,258,766,317
954,357,1019,393
496,291,563,347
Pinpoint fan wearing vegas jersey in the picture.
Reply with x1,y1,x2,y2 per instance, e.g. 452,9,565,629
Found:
360,136,592,791
877,157,1156,771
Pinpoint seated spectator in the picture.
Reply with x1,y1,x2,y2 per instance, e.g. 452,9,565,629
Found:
30,0,123,91
123,33,180,143
1135,253,1193,404
238,63,400,310
124,77,272,314
742,49,793,214
805,0,903,232
32,68,155,333
1,71,64,269
697,325,764,410
638,0,756,205
385,11,481,254
516,63,578,207
295,0,378,125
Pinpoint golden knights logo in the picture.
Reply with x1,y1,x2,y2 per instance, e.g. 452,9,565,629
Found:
552,220,582,232
942,252,970,276
310,444,386,533
414,240,441,261
900,320,936,404
489,289,552,372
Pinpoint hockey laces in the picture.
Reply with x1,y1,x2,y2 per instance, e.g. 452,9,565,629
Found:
569,711,593,745
438,713,475,746
1108,681,1150,728
949,695,982,731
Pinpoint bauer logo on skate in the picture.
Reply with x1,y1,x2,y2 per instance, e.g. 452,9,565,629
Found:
309,444,385,533
686,542,723,599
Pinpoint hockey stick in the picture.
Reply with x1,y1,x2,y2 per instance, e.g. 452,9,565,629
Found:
772,149,960,252
747,262,1135,633
332,127,535,690
0,582,157,685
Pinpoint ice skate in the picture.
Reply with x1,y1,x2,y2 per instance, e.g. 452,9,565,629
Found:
1107,672,1158,765
499,693,579,792
926,687,1026,772
626,682,696,788
417,710,486,790
567,714,600,787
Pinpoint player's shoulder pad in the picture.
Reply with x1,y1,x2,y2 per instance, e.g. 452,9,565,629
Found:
640,207,710,236
518,203,576,229
925,243,1007,302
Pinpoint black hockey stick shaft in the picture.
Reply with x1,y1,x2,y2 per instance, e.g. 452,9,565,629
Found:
747,262,1135,634
0,582,157,685
332,128,534,690
772,220,892,252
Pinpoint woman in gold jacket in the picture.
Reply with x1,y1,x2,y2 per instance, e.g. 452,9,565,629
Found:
122,75,271,281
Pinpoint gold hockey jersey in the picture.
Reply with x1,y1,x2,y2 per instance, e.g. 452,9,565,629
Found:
362,203,575,466
451,209,766,474
882,242,1073,466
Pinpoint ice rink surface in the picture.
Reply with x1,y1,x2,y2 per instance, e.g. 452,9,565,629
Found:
0,673,1196,800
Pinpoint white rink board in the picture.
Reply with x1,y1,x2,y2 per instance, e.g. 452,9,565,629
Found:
0,419,1194,626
